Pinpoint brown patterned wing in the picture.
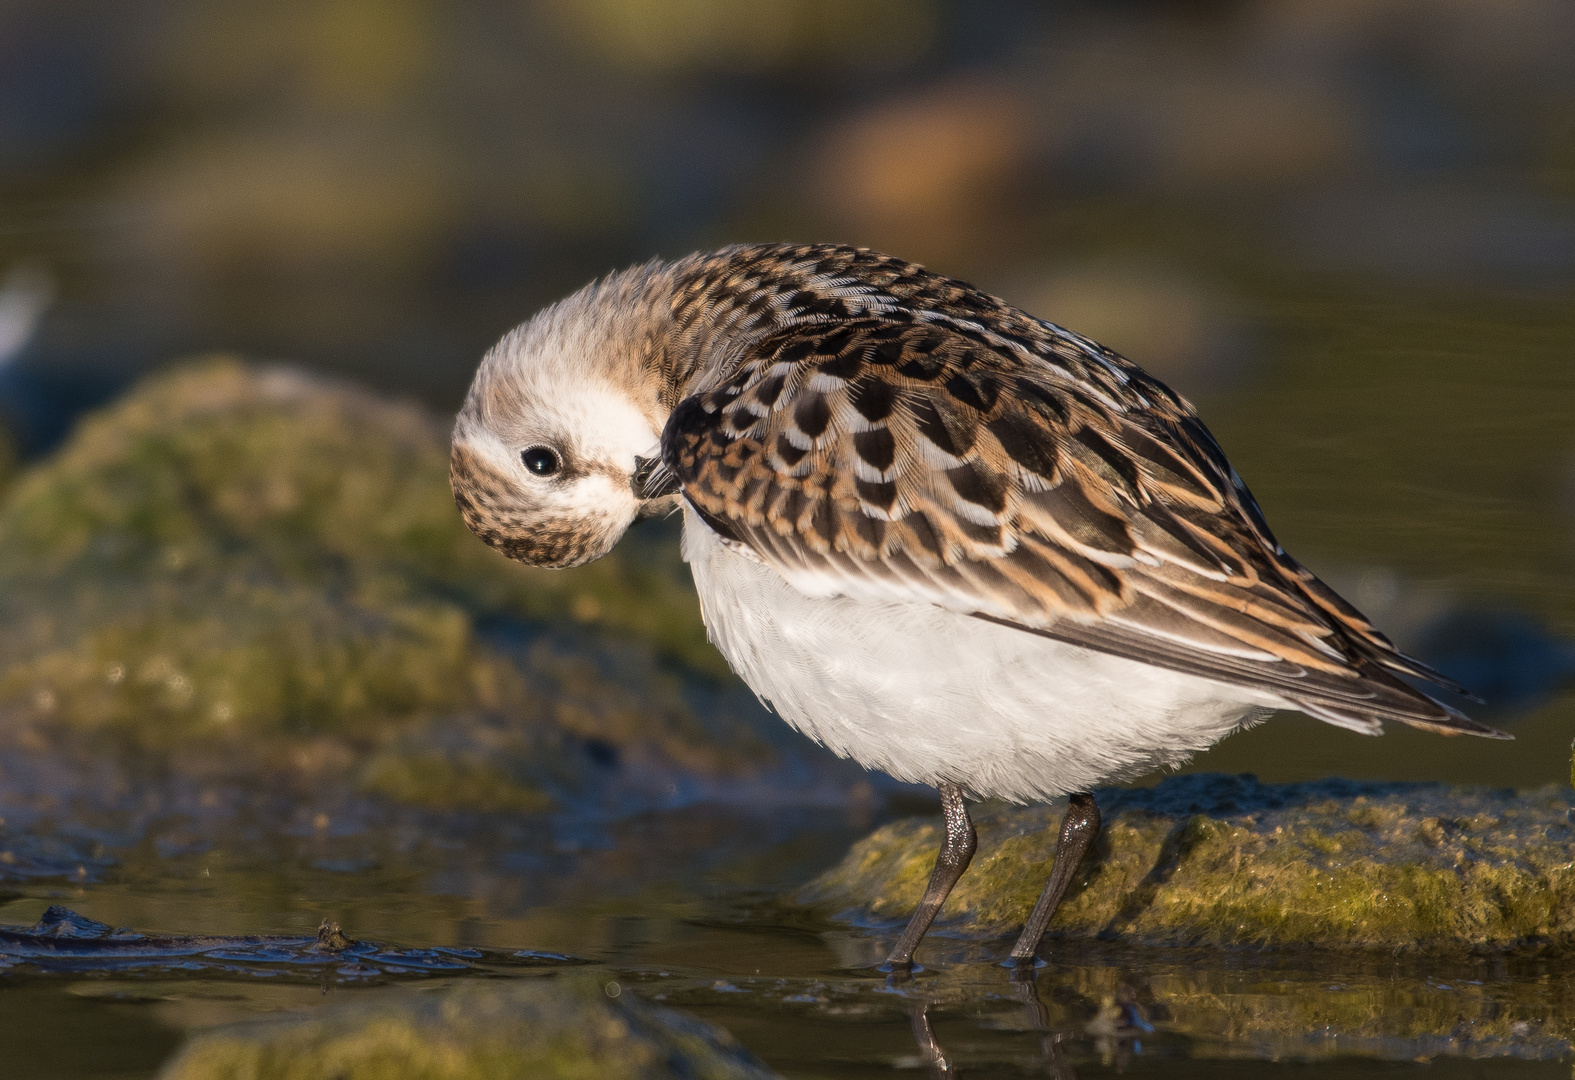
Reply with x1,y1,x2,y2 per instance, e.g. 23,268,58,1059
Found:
662,315,1505,738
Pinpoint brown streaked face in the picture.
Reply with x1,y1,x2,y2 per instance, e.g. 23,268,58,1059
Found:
449,438,636,568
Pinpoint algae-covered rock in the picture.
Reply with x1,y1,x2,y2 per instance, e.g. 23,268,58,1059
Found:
802,773,1575,952
0,359,768,806
158,977,780,1080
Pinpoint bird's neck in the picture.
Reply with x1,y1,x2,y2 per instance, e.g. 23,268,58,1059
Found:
654,246,799,408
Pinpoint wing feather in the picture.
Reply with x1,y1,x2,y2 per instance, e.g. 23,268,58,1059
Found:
661,286,1505,740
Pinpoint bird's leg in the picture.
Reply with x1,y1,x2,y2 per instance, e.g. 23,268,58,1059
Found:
882,782,976,971
1007,792,1100,966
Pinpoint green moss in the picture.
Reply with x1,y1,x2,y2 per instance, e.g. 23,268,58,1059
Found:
157,977,780,1080
359,749,554,813
800,773,1575,952
0,359,764,796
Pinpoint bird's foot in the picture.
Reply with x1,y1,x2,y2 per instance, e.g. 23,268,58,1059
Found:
878,959,922,985
1003,954,1046,978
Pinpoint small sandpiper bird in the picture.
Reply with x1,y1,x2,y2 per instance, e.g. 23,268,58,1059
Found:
449,243,1507,971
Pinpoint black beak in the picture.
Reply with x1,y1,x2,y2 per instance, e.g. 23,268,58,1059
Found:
632,455,682,500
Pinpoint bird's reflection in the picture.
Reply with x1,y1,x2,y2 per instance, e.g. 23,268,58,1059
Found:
901,965,1156,1078
1009,967,1085,1078
905,998,957,1076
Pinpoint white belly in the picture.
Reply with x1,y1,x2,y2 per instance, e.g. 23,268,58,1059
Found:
680,510,1271,802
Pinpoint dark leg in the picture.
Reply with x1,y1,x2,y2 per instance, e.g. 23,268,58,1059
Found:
1007,793,1100,966
883,782,976,971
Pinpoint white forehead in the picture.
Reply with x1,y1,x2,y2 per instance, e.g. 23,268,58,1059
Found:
458,266,669,466
459,380,657,479
520,377,657,463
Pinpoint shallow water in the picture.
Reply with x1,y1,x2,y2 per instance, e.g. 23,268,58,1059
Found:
4,787,1575,1079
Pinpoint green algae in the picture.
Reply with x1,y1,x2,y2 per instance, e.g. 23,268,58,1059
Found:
0,359,765,803
800,773,1575,952
157,977,780,1080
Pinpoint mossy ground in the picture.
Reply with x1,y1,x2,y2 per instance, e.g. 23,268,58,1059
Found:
157,977,779,1080
801,773,1575,952
0,359,770,810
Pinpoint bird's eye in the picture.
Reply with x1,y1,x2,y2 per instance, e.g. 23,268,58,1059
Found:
520,446,562,477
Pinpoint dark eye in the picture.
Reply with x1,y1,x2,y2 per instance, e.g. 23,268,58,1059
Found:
520,446,562,477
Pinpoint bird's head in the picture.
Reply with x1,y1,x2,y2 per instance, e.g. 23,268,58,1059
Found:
449,266,677,568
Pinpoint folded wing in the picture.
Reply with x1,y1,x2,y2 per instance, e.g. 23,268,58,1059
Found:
662,310,1505,740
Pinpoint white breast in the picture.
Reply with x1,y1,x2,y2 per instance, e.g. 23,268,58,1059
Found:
680,509,1272,802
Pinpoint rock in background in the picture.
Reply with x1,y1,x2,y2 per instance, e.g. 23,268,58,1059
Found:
0,358,860,824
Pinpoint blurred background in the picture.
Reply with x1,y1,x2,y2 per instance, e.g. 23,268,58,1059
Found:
0,0,1573,779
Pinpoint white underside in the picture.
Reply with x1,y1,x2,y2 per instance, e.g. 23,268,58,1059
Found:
681,509,1279,802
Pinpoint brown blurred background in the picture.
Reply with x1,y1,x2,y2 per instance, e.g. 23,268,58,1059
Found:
1,0,1570,436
